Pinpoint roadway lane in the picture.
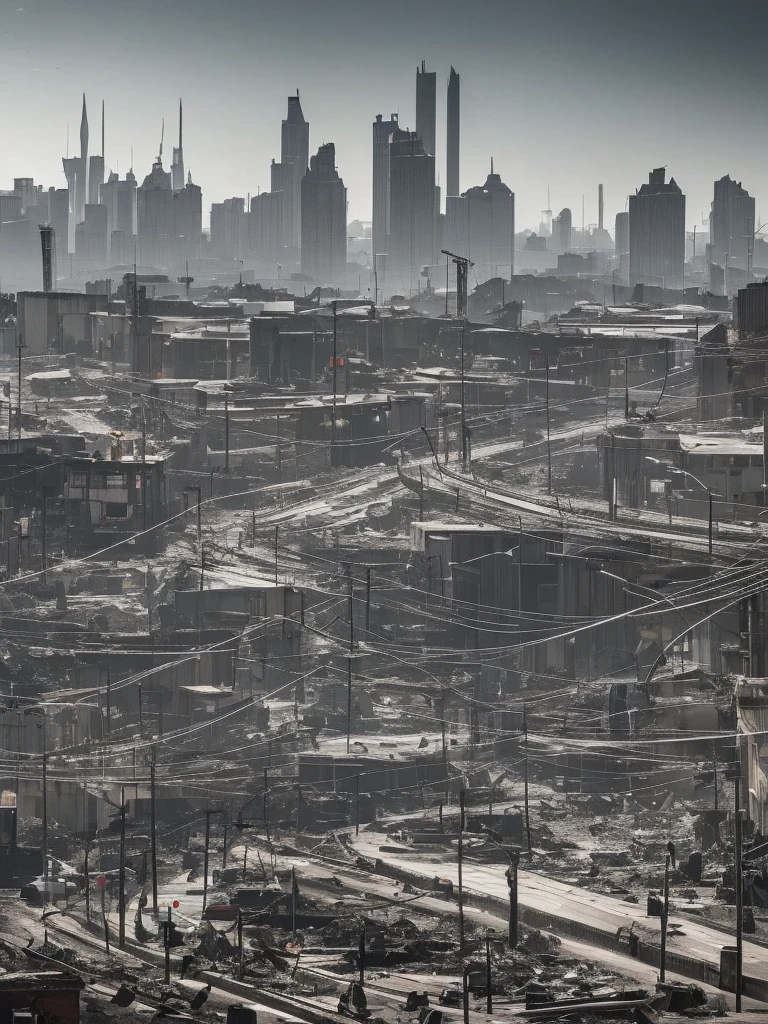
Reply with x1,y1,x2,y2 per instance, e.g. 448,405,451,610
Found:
351,832,767,988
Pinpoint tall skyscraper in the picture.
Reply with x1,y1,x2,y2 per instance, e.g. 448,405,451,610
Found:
709,174,754,274
446,67,460,199
552,208,572,253
88,101,105,206
249,191,283,262
171,99,185,192
388,129,436,294
445,165,515,284
211,197,246,259
416,61,436,157
62,95,89,240
301,143,347,284
628,168,685,291
104,171,137,235
372,113,398,264
271,93,309,250
137,150,201,269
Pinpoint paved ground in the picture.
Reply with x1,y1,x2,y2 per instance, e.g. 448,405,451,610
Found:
351,831,768,988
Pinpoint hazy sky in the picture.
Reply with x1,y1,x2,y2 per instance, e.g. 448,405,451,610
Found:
2,0,767,233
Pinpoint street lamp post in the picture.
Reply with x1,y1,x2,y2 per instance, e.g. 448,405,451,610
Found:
644,457,720,553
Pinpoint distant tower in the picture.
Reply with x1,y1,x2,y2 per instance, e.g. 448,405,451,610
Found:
598,183,604,231
629,168,685,290
416,61,436,157
88,100,105,205
388,129,437,295
552,208,572,253
301,143,347,284
75,94,89,225
271,92,309,248
372,113,398,263
171,99,185,191
446,66,460,198
39,225,56,292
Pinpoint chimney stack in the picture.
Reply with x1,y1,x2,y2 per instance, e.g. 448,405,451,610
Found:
598,183,604,232
39,225,56,293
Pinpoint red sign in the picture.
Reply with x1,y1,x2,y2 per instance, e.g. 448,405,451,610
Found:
172,900,180,909
95,875,107,890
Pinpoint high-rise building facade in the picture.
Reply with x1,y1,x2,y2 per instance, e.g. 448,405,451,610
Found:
301,143,347,284
271,94,309,250
628,168,685,290
614,210,629,286
446,67,460,200
101,170,138,242
416,61,436,157
709,174,754,273
48,188,70,258
445,167,514,284
137,155,201,269
87,101,105,206
388,130,436,294
372,113,398,266
211,197,246,260
249,191,283,262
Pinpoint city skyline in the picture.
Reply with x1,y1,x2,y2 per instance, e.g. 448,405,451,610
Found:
3,0,768,232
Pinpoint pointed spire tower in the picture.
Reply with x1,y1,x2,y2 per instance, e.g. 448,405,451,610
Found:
171,99,185,191
74,94,89,223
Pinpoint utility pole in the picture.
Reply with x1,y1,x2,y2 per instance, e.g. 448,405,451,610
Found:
150,752,158,913
441,689,448,801
460,322,467,468
523,704,531,855
41,486,48,584
348,570,354,652
224,387,230,474
274,525,279,585
276,413,282,485
41,746,48,900
346,656,353,754
506,851,519,948
485,932,493,1014
365,567,372,633
660,850,671,982
17,338,23,448
709,492,714,556
84,840,91,924
624,356,629,419
545,359,552,495
458,789,465,957
238,907,244,980
331,300,338,463
118,785,126,950
735,776,744,1012
106,667,111,735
